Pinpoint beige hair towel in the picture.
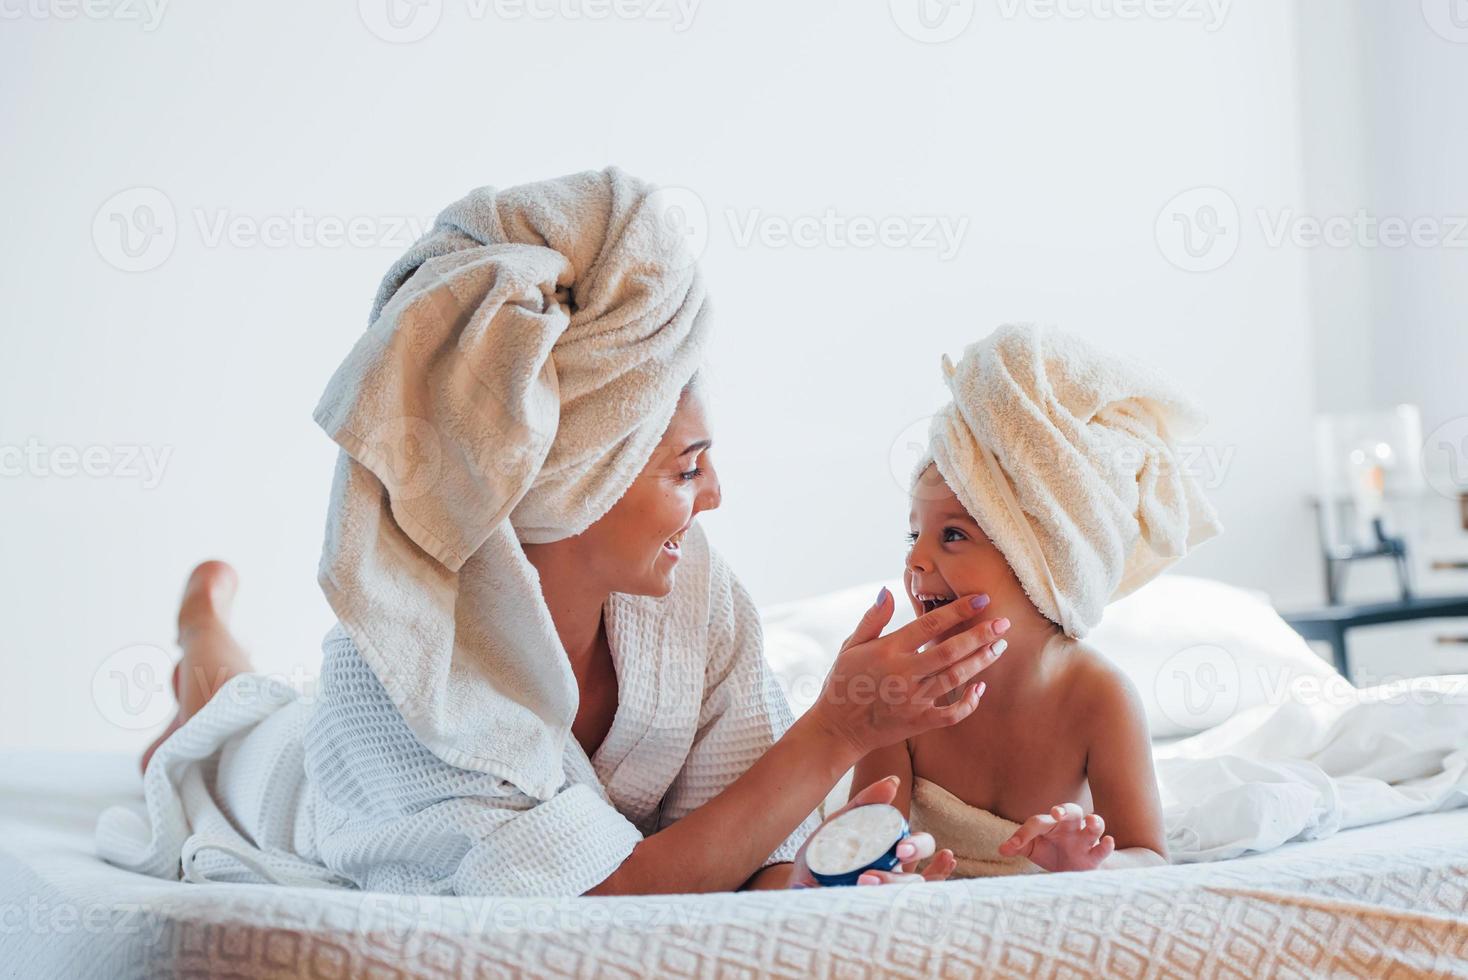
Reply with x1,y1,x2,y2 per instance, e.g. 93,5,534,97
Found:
313,167,710,799
919,324,1223,639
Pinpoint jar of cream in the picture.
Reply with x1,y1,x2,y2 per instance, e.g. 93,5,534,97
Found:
803,803,910,887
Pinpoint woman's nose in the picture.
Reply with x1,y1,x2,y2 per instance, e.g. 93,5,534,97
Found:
695,461,722,513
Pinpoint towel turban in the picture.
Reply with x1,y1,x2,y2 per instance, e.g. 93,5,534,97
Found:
919,324,1223,639
311,168,711,798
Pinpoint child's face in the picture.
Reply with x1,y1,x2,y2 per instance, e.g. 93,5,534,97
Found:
905,464,1033,633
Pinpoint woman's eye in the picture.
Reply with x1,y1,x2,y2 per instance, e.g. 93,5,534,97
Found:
905,531,919,544
679,467,704,482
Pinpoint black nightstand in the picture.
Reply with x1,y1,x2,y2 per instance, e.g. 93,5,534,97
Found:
1281,595,1468,682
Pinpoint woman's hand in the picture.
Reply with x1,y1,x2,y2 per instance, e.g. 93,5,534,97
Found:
807,588,1008,757
790,776,957,888
998,803,1115,872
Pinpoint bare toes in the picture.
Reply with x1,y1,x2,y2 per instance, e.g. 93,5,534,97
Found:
177,560,238,638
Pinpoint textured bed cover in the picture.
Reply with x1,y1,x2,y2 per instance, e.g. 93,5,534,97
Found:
2,750,1465,979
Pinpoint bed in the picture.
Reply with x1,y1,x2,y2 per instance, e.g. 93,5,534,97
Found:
2,749,1466,978
4,575,1467,978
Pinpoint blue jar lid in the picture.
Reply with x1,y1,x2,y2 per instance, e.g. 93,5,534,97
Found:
805,803,910,887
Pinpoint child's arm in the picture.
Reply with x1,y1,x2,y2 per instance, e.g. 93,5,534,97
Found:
999,666,1167,871
850,740,914,818
1084,668,1167,868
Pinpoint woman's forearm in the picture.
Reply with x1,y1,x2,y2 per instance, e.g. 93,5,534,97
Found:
588,711,859,896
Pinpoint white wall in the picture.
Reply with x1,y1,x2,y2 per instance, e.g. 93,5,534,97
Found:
2,1,1330,752
1298,0,1468,434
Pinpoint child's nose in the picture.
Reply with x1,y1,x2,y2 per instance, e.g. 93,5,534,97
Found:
906,541,933,574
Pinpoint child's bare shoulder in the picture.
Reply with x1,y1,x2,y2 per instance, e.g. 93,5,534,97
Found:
1056,639,1146,726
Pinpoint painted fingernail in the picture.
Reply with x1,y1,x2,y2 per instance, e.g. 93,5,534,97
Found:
884,775,900,785
858,873,879,885
970,594,990,609
875,587,890,607
897,843,916,859
991,639,1007,657
993,618,1011,634
975,681,987,699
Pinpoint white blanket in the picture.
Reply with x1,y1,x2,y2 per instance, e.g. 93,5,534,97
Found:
1158,674,1468,861
96,526,820,896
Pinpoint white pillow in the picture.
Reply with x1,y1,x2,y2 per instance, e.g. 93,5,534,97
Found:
1087,575,1341,738
759,575,1342,739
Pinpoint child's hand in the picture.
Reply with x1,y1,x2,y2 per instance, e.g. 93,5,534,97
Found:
998,803,1115,872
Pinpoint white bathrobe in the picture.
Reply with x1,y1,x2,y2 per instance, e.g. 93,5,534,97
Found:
96,525,818,897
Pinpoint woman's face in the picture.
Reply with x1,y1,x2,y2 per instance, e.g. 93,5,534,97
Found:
905,463,1033,634
573,387,722,598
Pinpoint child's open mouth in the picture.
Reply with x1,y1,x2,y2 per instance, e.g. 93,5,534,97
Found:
914,592,957,614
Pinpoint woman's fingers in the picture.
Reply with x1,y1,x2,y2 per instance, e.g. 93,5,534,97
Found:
843,776,901,812
915,640,1006,702
895,832,935,866
883,594,991,653
841,587,896,652
924,680,986,727
919,680,985,729
911,618,1008,678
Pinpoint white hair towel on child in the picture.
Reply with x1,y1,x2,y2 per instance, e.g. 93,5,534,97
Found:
919,323,1222,639
313,167,710,800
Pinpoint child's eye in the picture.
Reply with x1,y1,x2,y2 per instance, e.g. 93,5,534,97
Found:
942,527,967,543
679,467,704,482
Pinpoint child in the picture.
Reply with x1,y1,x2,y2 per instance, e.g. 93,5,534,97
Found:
853,324,1222,876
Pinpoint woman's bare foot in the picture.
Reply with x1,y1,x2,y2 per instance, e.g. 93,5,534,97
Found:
139,561,253,774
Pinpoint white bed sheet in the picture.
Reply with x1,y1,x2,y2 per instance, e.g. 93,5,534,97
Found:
2,750,1466,979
